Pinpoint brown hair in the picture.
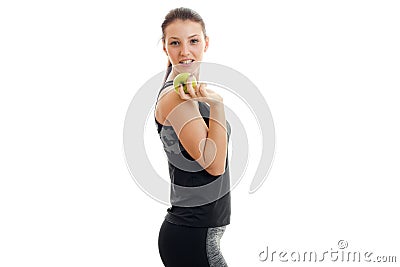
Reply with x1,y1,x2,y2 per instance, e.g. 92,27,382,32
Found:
161,7,207,83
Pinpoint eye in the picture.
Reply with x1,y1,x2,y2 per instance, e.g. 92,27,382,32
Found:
170,41,179,46
190,39,199,44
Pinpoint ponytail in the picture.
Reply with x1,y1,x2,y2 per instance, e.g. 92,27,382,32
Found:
163,60,173,84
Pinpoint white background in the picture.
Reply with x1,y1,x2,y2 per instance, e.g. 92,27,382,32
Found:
1,0,399,266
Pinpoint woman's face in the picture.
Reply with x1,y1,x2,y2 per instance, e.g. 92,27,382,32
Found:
163,19,209,66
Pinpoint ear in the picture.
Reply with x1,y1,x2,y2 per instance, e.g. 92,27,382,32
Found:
204,36,209,52
163,43,168,56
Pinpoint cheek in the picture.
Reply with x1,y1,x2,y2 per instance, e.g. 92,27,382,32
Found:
166,48,178,58
194,47,205,57
167,49,181,63
168,47,179,54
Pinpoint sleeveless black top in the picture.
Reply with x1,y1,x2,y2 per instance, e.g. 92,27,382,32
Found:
154,80,231,228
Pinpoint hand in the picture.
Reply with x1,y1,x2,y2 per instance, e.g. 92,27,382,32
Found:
177,79,223,105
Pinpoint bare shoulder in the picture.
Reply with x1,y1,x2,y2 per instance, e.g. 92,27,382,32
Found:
155,85,173,125
155,84,199,125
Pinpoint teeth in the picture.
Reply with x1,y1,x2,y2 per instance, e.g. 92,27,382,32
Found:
181,60,193,64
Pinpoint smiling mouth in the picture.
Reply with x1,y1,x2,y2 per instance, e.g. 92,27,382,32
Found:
179,59,195,64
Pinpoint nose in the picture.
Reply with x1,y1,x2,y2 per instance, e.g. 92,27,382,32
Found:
180,43,190,56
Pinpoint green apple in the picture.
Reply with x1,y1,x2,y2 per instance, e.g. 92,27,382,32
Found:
173,72,197,94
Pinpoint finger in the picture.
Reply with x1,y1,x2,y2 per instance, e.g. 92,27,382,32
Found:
178,84,190,100
197,83,204,97
186,79,197,99
194,83,206,102
199,83,208,97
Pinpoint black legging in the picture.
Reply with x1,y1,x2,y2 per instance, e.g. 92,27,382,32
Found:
158,219,228,267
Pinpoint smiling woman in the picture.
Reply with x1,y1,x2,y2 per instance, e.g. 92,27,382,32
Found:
163,20,208,66
154,7,231,267
161,8,208,76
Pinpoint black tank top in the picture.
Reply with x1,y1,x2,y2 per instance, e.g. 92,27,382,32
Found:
154,80,231,228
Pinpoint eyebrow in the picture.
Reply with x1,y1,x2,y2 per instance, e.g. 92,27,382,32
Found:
169,34,200,40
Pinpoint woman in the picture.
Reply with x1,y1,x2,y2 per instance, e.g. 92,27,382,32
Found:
155,7,231,267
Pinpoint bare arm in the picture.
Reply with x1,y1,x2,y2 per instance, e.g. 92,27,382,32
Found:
158,83,227,176
201,101,227,176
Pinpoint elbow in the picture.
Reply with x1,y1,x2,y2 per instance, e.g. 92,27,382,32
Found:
206,165,226,177
201,142,227,176
202,154,226,176
206,169,223,177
